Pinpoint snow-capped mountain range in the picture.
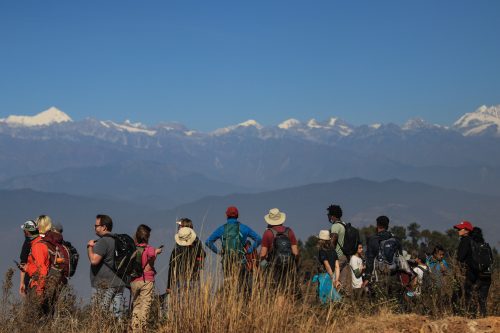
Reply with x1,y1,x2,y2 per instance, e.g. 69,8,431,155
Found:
1,104,499,139
1,104,500,207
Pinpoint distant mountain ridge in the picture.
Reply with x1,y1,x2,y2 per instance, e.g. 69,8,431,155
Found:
1,104,500,138
2,105,500,203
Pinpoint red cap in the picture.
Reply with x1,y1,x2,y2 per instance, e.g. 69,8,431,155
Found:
226,206,239,218
454,221,473,232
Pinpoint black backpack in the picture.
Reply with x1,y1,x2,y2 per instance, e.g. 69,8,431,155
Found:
338,221,360,256
375,236,400,273
104,234,136,282
471,240,493,276
62,240,79,278
270,227,293,268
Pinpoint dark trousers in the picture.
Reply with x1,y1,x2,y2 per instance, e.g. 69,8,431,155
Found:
452,276,491,317
222,256,252,295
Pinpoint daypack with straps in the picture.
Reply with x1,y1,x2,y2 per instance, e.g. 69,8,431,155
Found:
42,239,71,283
62,240,79,278
222,222,244,258
471,240,494,276
413,265,432,295
375,236,400,274
104,233,136,283
129,244,147,279
338,221,360,257
270,227,293,268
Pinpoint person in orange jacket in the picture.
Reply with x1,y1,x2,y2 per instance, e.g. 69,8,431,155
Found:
25,215,52,296
25,233,49,295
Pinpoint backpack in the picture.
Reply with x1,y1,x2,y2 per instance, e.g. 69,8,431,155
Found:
222,222,244,258
270,227,293,268
129,245,147,279
338,221,360,257
104,234,136,282
471,240,493,276
42,239,71,283
414,265,432,294
375,236,400,274
62,240,79,278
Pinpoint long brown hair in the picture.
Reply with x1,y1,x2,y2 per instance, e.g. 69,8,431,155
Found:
318,239,333,251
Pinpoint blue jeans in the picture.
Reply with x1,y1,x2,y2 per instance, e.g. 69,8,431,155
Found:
92,287,125,318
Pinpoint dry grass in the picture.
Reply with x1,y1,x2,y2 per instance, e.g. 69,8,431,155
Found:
0,260,498,333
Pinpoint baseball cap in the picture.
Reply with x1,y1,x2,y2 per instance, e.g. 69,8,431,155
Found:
21,220,38,232
226,206,239,218
453,221,473,232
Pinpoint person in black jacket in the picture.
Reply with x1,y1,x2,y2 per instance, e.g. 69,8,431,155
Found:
167,227,206,293
452,221,491,317
365,216,402,300
19,220,39,296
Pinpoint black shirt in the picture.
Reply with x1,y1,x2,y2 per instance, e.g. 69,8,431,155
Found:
167,238,206,289
20,237,32,264
318,248,338,272
365,230,402,279
457,235,477,281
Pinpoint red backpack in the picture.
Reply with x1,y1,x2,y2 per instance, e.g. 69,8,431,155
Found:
42,234,71,284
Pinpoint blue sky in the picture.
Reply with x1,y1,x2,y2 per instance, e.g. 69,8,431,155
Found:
1,0,499,130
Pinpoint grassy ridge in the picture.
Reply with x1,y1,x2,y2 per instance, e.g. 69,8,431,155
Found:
1,257,499,333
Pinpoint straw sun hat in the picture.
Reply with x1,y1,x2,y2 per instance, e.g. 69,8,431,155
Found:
317,230,331,241
175,227,197,246
264,208,286,226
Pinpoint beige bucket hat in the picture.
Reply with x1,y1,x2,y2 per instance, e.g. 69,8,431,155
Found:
317,230,331,241
175,227,197,246
264,208,286,226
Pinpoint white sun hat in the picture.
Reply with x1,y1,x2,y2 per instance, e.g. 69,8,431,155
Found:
317,230,331,241
264,208,286,226
175,227,197,246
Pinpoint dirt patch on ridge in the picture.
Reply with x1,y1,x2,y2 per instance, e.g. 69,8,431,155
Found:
343,315,500,333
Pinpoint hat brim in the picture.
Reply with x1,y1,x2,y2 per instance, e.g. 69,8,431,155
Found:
175,234,196,246
454,224,471,231
264,212,286,226
316,235,331,241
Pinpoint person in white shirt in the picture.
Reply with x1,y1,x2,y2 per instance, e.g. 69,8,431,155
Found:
349,242,367,299
411,254,430,297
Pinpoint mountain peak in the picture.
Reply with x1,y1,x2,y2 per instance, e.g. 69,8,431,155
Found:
238,119,262,129
402,117,435,130
278,118,301,129
454,104,500,136
2,106,72,127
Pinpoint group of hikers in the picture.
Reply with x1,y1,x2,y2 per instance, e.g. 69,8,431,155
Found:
17,204,494,331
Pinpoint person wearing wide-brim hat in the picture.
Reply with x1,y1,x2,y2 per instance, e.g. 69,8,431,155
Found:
260,208,300,294
317,230,341,290
167,227,206,293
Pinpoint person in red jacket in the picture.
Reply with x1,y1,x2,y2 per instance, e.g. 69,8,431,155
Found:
25,234,49,296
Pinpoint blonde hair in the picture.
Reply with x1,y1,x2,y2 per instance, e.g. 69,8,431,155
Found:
37,215,53,234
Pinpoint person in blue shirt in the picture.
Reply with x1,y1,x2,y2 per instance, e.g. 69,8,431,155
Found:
426,245,449,275
205,206,262,293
